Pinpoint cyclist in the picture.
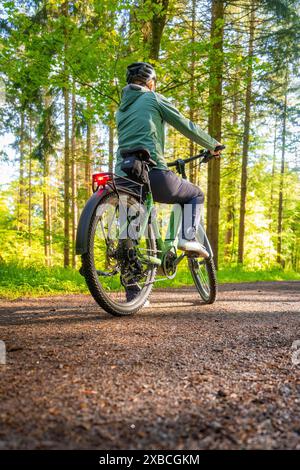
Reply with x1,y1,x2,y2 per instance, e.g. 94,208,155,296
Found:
115,62,223,300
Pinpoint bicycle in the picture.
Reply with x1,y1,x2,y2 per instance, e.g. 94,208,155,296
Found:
76,148,223,316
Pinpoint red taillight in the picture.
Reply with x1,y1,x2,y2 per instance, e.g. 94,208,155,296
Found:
92,173,111,192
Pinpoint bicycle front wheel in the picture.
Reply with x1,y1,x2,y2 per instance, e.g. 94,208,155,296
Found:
188,256,217,304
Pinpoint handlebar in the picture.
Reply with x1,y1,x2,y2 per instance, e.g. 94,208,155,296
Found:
167,145,225,169
167,145,225,179
167,151,207,168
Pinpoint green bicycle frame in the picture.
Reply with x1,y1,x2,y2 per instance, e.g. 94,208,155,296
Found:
118,187,212,268
125,192,183,266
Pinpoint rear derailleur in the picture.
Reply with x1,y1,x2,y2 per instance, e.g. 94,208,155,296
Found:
117,239,145,287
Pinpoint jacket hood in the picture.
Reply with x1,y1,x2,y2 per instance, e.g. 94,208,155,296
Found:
118,84,150,112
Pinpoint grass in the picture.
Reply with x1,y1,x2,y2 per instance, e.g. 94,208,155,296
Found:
0,261,299,300
0,262,88,299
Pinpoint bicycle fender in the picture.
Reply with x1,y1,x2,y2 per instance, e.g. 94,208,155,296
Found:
197,224,214,258
76,187,112,256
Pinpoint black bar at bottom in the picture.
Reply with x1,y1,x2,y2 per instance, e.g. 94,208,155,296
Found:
0,449,296,469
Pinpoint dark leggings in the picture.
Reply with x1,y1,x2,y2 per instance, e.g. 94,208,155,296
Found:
149,169,204,240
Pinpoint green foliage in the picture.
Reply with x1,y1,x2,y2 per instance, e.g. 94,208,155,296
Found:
0,262,88,299
0,0,299,283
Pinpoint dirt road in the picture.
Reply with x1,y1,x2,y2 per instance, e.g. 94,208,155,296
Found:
0,281,300,449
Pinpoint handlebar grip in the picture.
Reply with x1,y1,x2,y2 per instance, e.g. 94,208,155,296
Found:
215,144,226,151
201,151,213,163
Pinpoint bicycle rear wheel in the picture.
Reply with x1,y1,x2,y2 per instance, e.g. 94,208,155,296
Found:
81,191,157,316
188,256,217,304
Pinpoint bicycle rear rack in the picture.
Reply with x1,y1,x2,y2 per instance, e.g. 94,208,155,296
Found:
108,174,144,201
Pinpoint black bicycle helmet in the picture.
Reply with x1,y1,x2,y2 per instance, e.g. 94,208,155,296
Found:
126,62,156,85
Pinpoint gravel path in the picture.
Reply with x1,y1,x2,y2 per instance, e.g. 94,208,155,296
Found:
0,281,300,450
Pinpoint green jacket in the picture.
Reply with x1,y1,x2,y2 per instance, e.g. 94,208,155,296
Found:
115,84,218,175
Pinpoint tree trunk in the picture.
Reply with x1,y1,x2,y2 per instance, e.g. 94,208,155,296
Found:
224,162,237,263
224,31,241,263
276,72,288,267
63,1,70,268
43,93,52,267
268,119,277,265
63,86,70,267
71,90,78,268
237,8,255,264
224,163,236,262
109,125,114,173
189,0,196,184
149,0,169,61
207,0,224,269
108,102,115,172
18,110,26,229
28,112,32,247
270,120,277,214
85,116,92,199
43,155,51,267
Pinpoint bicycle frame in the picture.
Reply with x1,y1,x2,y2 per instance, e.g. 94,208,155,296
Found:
118,189,213,268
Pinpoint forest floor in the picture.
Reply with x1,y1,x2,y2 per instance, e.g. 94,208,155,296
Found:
0,281,300,450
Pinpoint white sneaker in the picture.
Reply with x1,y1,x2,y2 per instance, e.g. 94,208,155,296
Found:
177,238,209,258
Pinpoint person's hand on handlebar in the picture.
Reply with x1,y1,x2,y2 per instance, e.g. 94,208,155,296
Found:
209,143,225,158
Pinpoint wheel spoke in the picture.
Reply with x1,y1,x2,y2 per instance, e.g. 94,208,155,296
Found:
83,192,156,313
189,257,217,304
